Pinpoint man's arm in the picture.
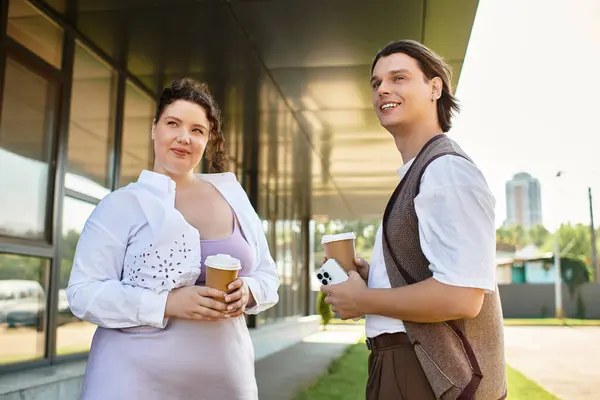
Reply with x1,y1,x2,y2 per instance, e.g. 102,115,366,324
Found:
362,157,497,323
322,157,497,322
359,278,484,323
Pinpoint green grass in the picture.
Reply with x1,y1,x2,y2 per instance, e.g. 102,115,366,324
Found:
327,318,600,327
294,341,559,400
507,365,560,399
294,342,368,400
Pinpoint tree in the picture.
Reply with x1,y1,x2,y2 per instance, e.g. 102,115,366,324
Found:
528,225,551,247
317,291,333,329
559,256,592,297
495,226,514,245
0,230,82,288
0,254,45,281
496,225,530,249
60,230,81,288
542,223,593,260
313,219,379,272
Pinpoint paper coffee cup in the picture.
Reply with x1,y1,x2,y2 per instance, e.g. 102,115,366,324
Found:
321,232,357,272
204,254,241,302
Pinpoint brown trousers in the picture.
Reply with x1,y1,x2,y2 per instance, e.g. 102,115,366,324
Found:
366,333,436,400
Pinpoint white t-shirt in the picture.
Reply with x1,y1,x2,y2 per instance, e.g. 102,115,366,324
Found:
365,155,497,338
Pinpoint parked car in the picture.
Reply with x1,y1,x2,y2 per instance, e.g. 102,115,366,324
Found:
0,280,45,329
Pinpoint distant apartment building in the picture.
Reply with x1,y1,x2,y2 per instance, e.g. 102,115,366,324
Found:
505,172,543,228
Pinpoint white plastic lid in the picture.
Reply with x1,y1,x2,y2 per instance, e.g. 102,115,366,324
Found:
204,254,241,270
321,232,356,244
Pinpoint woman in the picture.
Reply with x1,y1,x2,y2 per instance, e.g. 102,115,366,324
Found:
67,78,279,400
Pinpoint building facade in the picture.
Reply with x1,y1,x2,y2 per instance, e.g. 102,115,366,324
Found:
0,0,481,396
505,172,543,228
0,0,315,374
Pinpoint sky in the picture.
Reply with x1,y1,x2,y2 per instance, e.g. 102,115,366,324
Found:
451,0,600,231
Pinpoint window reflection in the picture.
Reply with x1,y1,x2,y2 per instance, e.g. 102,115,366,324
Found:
224,84,243,165
7,0,64,69
44,0,67,14
260,219,278,325
126,11,163,91
0,254,48,365
64,173,111,200
56,196,97,355
255,98,310,323
67,42,117,192
76,4,121,60
0,58,57,240
120,81,156,187
292,220,304,314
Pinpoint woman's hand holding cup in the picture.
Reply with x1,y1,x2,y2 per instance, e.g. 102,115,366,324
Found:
224,278,252,317
165,286,229,321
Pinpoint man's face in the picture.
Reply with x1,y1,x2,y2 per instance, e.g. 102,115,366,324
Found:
370,52,435,131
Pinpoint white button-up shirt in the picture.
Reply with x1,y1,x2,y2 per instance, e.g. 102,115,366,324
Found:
67,170,280,329
366,155,497,338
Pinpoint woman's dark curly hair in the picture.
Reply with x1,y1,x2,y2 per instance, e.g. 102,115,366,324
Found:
154,78,227,173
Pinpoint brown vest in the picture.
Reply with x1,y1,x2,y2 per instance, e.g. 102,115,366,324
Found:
382,134,507,400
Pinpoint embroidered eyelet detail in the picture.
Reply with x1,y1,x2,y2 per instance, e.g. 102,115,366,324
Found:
125,235,200,292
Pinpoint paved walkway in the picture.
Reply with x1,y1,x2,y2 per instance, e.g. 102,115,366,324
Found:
504,326,599,400
255,325,364,400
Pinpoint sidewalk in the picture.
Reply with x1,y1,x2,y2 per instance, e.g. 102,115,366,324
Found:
255,325,365,400
504,326,599,400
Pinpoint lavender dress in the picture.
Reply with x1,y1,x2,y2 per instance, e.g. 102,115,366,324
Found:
80,218,258,400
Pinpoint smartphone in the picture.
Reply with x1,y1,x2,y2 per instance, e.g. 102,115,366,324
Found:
316,259,361,321
316,259,348,286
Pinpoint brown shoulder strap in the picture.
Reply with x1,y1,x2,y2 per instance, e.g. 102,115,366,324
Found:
382,151,483,400
382,151,469,284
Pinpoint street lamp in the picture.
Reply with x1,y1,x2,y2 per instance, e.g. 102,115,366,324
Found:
553,229,563,318
553,169,598,315
554,171,564,318
589,186,598,283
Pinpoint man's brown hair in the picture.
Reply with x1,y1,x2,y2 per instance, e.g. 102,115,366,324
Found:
371,40,460,132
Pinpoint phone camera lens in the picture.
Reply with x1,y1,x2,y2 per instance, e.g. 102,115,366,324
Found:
321,279,328,285
324,272,330,278
317,273,323,279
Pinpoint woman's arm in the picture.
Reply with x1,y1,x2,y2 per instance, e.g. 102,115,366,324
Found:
241,216,280,314
66,194,168,329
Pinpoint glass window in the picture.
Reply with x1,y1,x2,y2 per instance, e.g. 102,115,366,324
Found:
76,5,122,60
224,84,243,166
67,42,117,193
126,10,163,91
45,0,67,14
0,58,58,240
260,219,279,324
0,254,48,365
7,0,64,69
292,219,304,316
120,81,156,187
56,196,97,356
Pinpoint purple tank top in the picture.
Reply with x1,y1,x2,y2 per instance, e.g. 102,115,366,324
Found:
195,212,254,285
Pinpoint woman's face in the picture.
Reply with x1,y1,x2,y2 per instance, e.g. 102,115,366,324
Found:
152,100,210,176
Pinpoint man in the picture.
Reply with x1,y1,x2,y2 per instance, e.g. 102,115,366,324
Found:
321,40,507,400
